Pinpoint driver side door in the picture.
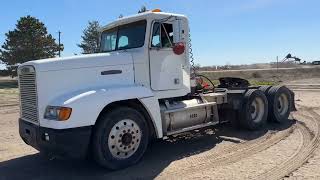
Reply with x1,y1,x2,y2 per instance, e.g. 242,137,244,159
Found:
149,21,185,91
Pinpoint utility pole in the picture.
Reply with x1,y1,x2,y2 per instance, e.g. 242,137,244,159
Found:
58,31,61,57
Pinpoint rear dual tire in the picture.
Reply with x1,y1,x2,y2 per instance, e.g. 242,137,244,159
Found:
239,86,292,131
266,86,292,123
239,89,268,130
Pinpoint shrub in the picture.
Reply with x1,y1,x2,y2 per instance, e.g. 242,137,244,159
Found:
252,72,262,78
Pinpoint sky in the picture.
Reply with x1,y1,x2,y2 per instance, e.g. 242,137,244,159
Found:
1,0,320,69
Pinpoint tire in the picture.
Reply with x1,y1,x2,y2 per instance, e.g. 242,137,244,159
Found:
38,151,52,159
267,86,292,123
239,89,268,130
259,85,272,94
92,107,149,170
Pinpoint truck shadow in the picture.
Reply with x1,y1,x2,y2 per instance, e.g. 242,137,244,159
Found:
0,119,295,180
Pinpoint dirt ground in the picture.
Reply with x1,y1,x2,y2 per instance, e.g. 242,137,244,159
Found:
0,78,320,180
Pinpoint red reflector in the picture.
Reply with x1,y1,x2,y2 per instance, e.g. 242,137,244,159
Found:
173,42,185,55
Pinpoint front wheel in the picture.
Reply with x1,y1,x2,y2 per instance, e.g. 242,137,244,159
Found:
92,107,149,170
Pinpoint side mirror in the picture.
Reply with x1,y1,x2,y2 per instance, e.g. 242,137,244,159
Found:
173,42,185,55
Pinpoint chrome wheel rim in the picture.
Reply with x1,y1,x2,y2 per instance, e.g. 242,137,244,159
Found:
277,93,289,116
108,119,141,159
250,97,265,123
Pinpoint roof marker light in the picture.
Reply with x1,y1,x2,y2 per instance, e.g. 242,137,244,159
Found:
152,9,162,12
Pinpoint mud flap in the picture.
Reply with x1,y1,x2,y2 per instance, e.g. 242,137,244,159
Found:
289,89,297,111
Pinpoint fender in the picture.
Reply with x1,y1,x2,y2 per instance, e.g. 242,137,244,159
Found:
40,85,162,137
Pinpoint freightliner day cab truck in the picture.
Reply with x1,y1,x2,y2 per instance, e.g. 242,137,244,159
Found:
18,9,296,169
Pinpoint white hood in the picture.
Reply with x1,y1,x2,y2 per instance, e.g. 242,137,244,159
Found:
22,52,133,72
18,52,136,126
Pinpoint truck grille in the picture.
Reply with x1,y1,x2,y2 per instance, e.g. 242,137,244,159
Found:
18,66,39,123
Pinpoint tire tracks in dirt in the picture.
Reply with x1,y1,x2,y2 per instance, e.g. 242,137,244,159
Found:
254,108,320,180
160,120,301,178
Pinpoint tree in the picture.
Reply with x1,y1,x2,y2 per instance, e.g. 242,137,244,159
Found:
78,21,101,54
0,15,63,66
138,6,147,13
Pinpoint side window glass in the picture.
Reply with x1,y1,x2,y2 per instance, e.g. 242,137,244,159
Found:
151,22,173,48
101,30,117,51
151,23,160,47
118,36,129,49
161,23,173,48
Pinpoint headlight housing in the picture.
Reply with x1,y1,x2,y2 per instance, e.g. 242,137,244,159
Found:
44,106,72,121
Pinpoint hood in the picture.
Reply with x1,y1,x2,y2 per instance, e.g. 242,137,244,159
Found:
22,52,133,72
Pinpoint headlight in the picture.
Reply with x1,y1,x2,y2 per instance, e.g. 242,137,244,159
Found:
44,106,72,121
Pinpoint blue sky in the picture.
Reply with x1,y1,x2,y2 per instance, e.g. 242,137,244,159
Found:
1,0,320,69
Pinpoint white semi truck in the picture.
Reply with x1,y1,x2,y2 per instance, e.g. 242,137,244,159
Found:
18,9,296,169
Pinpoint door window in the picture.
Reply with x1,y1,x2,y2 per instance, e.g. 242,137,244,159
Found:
151,22,173,48
151,23,161,47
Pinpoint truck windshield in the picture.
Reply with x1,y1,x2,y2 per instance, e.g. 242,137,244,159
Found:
100,20,147,52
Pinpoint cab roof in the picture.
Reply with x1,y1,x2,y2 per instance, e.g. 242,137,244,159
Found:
100,11,187,32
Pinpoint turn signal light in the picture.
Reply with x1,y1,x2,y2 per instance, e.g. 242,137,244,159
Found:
58,107,72,121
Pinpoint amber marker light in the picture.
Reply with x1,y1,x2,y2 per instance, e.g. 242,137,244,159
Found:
58,107,72,121
152,9,162,12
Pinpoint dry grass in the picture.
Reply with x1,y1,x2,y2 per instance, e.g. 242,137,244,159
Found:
200,66,320,86
0,77,19,107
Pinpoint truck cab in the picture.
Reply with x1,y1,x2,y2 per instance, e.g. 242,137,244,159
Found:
99,10,191,98
18,10,295,170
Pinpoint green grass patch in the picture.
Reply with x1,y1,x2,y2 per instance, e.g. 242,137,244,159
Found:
250,80,278,86
0,88,19,94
